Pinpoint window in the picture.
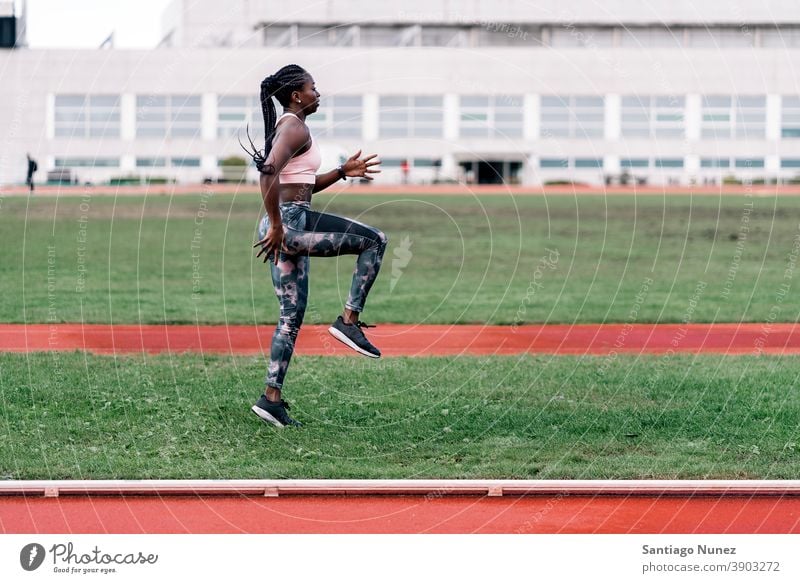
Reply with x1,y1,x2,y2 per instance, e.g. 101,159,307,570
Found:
379,96,443,138
701,95,766,140
759,27,800,48
735,96,767,140
217,95,262,141
459,95,523,139
620,97,650,138
136,95,201,139
135,157,198,168
460,97,490,134
781,96,800,138
475,25,540,46
331,26,358,46
700,158,731,168
621,96,684,139
54,95,120,138
306,95,363,139
781,159,800,168
378,158,404,168
699,158,763,169
655,158,684,168
539,158,602,169
651,96,684,139
54,157,119,167
412,158,441,167
359,26,403,46
549,26,613,48
735,158,764,168
421,26,467,47
689,26,755,49
688,27,754,48
619,27,683,48
701,96,732,140
621,158,649,168
296,24,357,47
297,25,331,47
540,159,568,168
136,158,167,167
493,96,524,139
171,157,201,167
263,25,292,47
540,95,604,139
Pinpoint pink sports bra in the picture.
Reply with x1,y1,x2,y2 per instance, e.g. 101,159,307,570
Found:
277,112,321,185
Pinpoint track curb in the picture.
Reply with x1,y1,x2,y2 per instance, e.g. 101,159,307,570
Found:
3,479,800,497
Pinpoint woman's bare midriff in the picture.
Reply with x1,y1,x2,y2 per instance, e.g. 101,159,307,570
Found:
278,182,314,204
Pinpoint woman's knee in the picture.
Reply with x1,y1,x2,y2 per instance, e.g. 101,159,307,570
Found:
370,228,388,248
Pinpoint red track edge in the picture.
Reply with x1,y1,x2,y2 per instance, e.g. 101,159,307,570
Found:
2,323,800,356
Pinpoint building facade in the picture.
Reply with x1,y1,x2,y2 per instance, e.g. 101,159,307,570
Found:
2,0,800,186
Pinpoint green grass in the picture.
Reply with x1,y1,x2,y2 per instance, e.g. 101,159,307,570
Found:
1,352,798,480
2,192,800,325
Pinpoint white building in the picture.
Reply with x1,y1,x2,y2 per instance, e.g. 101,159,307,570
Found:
2,0,800,186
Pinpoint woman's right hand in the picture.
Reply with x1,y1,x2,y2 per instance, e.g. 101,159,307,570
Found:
253,224,285,263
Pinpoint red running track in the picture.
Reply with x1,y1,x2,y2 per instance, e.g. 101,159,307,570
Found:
2,495,799,534
1,322,799,356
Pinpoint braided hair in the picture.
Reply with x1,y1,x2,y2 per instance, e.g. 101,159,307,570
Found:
241,64,309,174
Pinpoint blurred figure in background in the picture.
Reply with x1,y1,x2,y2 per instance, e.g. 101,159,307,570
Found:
25,153,37,194
400,158,410,184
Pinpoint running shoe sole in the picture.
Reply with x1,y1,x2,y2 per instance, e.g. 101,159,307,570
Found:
328,326,381,358
251,405,285,428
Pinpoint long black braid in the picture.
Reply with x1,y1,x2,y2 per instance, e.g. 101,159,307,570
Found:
240,64,309,174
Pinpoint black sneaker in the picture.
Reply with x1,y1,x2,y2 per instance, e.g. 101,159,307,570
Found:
328,316,381,358
251,394,303,428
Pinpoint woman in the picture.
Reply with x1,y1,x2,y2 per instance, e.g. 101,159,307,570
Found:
245,64,386,428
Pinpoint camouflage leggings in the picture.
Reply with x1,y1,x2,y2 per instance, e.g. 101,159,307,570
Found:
258,201,388,389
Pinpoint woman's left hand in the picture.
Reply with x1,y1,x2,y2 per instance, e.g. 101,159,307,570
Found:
343,150,381,180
